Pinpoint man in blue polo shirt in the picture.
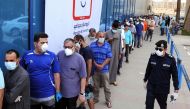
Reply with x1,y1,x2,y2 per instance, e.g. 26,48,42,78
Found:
135,19,143,48
20,33,62,109
90,32,112,108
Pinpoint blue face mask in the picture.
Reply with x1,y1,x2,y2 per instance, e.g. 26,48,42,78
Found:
4,62,17,70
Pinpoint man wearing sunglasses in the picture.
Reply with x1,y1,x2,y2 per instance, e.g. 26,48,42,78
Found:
143,40,179,109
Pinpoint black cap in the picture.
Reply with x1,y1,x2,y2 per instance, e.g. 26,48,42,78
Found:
155,40,167,49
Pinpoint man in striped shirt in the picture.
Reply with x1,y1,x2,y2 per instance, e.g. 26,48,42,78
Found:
90,32,112,108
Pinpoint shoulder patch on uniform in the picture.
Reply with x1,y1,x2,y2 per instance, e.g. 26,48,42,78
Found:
151,52,156,55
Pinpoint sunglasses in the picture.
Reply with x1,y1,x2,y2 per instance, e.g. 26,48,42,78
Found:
155,47,164,52
64,46,73,49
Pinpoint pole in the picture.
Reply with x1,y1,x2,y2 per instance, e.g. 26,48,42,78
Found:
105,0,108,31
176,0,181,22
170,41,174,56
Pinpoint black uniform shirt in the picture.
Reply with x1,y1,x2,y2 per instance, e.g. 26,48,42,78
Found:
144,53,179,94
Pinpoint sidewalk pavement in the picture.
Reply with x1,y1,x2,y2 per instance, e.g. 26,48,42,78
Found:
86,28,190,109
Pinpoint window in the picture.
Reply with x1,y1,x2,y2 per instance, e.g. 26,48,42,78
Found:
0,0,29,70
99,0,135,32
18,17,28,22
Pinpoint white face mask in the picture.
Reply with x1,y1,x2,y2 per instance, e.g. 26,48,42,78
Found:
89,36,96,40
5,62,17,70
65,48,73,56
75,42,81,49
112,29,117,33
41,43,48,52
136,22,139,24
155,50,164,56
98,38,105,43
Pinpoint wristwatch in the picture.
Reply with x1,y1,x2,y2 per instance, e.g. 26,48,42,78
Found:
80,92,85,96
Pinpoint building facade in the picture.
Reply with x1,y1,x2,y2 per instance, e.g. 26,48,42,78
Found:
151,0,186,16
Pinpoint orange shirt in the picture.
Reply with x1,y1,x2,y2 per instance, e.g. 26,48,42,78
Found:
143,21,148,31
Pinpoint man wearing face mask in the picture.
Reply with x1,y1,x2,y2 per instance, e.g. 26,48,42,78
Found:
56,38,87,109
74,35,94,109
85,28,97,45
3,49,30,109
143,40,179,109
20,33,61,109
90,32,112,108
105,20,122,86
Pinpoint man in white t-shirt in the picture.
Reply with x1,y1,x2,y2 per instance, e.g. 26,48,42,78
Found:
0,68,5,109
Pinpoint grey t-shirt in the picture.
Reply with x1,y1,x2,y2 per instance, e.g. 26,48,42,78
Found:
57,51,87,98
85,35,97,45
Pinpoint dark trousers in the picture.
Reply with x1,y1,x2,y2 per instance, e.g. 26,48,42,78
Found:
125,44,129,61
55,96,78,109
31,104,55,109
161,28,164,36
146,29,153,41
135,35,141,48
144,30,148,40
146,91,168,109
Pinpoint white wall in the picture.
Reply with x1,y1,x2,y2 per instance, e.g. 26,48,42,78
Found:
45,0,103,53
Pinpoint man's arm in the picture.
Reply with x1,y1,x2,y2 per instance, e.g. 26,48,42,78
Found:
143,56,152,82
5,76,28,103
86,59,92,82
54,73,61,92
0,89,4,109
79,57,87,103
80,78,86,94
171,58,179,91
102,58,111,67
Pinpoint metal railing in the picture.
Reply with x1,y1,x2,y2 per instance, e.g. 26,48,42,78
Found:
166,28,190,91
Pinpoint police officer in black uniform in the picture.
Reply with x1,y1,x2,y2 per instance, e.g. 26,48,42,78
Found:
143,40,179,109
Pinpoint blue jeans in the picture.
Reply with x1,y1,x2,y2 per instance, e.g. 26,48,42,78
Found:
135,35,141,47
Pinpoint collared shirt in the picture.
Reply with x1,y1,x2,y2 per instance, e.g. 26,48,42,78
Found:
135,23,143,36
90,41,112,73
124,30,132,45
129,25,136,34
20,50,60,99
161,20,166,28
144,53,179,94
57,51,87,98
0,68,4,89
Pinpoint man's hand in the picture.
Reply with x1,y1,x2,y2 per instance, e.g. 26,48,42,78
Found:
79,94,85,103
143,81,147,90
55,92,62,102
96,64,104,70
119,54,122,59
170,91,179,103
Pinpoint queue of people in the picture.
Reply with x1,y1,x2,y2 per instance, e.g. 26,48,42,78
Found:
0,15,179,109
